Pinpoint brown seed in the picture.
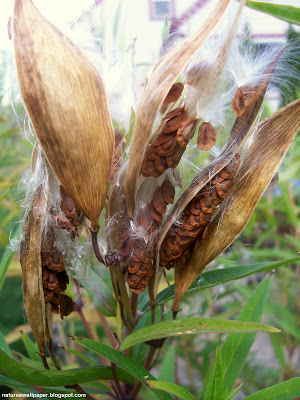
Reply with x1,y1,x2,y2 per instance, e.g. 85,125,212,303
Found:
163,82,184,105
219,154,240,179
232,87,246,117
162,179,175,204
197,122,217,151
162,109,187,133
177,117,197,148
216,179,234,198
162,106,185,120
60,294,76,317
149,201,163,222
200,196,215,214
151,131,176,147
165,146,185,168
156,135,178,157
152,187,167,215
48,249,64,272
44,288,54,303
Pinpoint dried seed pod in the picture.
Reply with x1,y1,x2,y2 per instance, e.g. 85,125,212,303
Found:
20,188,47,355
197,122,216,151
159,155,240,269
14,0,114,232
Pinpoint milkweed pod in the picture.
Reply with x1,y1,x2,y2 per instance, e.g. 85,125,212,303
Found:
173,99,300,311
20,187,47,356
13,0,114,232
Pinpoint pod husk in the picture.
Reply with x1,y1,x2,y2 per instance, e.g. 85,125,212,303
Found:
13,0,114,232
173,98,300,311
124,0,231,217
20,187,47,355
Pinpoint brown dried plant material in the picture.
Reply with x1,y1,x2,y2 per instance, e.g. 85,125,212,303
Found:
127,179,175,293
20,188,47,355
232,87,246,117
163,83,184,105
197,122,217,151
172,98,300,311
124,0,231,216
159,155,240,270
141,108,197,178
14,0,114,232
110,133,127,180
155,49,283,275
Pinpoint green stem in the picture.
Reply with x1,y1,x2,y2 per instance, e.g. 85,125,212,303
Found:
115,266,134,329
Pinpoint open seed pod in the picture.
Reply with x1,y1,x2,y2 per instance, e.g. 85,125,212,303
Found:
172,98,300,311
20,187,47,356
13,0,114,232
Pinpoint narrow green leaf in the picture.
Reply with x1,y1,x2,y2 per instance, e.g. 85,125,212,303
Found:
269,333,286,370
158,345,176,383
21,333,40,362
0,374,38,394
243,377,300,400
0,349,132,386
60,345,96,366
212,342,223,400
223,383,243,400
120,317,279,351
0,225,21,291
0,328,11,356
74,337,172,400
143,258,298,311
147,380,196,400
74,267,116,317
221,276,272,393
246,2,300,26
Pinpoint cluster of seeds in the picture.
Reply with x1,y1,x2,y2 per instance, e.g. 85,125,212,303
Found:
41,187,81,318
127,179,175,293
141,106,197,178
159,154,240,270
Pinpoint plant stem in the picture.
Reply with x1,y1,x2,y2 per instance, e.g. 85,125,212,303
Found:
131,292,139,320
129,346,156,399
111,362,126,400
114,266,134,329
96,310,117,347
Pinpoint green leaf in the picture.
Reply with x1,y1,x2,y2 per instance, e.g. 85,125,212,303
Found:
143,258,298,311
120,317,279,351
74,337,172,400
0,374,38,394
221,276,272,393
158,345,176,383
212,342,223,400
147,380,196,400
245,2,300,26
21,333,40,362
60,345,96,366
269,333,286,370
223,383,243,400
73,267,116,317
0,225,20,291
0,349,132,386
243,377,300,400
0,328,11,356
